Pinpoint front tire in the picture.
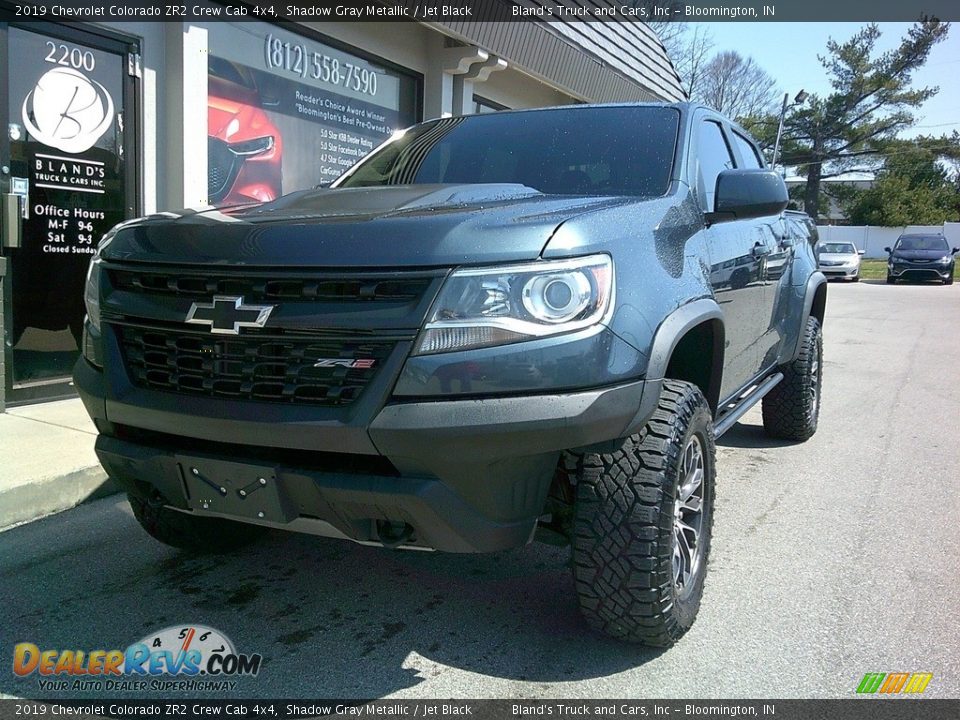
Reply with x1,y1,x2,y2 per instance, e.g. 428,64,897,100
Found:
571,380,716,646
762,316,823,441
886,274,896,284
129,493,266,552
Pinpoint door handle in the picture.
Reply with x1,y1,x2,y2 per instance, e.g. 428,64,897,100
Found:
2,194,23,249
751,242,771,257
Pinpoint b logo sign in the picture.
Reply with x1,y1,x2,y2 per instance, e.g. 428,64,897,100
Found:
21,67,115,154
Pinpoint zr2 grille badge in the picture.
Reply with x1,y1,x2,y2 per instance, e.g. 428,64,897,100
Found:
312,358,377,369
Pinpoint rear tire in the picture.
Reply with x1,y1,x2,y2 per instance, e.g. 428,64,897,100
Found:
762,316,823,441
571,380,716,646
128,493,266,552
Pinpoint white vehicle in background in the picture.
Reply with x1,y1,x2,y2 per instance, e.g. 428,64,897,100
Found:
817,242,864,281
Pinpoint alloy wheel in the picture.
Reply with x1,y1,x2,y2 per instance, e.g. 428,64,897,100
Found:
672,435,705,596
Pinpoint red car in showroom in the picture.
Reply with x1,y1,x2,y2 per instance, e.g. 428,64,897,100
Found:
207,58,282,206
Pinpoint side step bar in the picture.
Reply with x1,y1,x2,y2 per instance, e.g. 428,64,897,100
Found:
713,372,784,438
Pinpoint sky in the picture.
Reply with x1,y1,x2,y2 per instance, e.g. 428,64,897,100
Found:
694,22,960,139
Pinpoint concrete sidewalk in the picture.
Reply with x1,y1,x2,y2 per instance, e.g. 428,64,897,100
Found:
0,398,117,531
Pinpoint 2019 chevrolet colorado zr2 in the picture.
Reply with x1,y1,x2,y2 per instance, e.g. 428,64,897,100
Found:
75,103,827,646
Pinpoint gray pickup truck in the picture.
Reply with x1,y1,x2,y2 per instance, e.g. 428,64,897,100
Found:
75,103,826,646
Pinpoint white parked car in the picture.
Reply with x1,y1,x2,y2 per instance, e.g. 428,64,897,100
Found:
817,242,864,281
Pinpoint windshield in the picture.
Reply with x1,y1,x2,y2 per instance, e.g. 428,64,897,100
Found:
820,243,857,254
895,235,948,251
335,106,680,197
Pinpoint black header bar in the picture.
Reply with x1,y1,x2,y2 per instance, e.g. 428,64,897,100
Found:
1,0,958,23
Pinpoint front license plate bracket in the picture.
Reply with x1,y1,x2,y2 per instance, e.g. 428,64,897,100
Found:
177,455,294,524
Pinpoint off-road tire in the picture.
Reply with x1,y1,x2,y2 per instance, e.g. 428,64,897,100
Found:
762,316,823,441
129,493,266,552
571,380,716,646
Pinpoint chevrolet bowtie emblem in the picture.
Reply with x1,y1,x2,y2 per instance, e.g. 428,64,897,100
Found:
185,296,275,335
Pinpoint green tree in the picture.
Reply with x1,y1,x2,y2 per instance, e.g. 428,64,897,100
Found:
838,135,960,225
774,21,949,220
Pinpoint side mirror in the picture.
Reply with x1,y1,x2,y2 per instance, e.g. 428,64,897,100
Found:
952,247,959,254
858,250,865,255
883,247,892,253
709,170,788,224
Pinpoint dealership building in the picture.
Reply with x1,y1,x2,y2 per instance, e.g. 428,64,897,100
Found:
0,4,684,407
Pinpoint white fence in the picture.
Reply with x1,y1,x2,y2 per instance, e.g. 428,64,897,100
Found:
816,223,960,259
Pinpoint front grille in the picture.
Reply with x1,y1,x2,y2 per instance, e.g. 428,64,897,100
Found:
208,137,239,202
110,270,431,304
119,326,393,406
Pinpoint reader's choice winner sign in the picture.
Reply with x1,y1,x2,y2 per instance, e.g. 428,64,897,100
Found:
205,21,417,205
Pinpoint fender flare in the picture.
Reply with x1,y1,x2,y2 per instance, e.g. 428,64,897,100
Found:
787,271,827,361
617,298,724,438
645,298,724,382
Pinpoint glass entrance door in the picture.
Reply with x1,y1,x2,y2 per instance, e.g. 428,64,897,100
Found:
1,22,136,402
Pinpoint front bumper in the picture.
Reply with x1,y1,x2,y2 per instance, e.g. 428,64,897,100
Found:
76,358,656,553
889,264,952,280
818,265,859,278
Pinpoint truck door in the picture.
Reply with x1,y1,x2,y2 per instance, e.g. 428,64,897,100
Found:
695,118,769,400
728,130,793,373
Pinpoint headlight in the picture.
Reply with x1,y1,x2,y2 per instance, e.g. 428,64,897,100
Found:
228,136,275,157
939,256,952,264
83,256,103,331
414,254,613,355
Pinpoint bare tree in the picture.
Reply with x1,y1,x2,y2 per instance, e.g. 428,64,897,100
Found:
648,22,713,99
694,51,779,122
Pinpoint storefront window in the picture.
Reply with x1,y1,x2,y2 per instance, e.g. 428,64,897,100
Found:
204,23,419,206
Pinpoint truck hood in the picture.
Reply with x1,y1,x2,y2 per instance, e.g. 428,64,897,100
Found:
101,184,634,268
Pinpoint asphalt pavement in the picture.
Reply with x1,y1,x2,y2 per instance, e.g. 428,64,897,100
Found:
2,280,958,700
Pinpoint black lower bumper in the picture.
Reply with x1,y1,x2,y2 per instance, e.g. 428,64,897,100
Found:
889,266,951,281
96,434,544,553
78,358,656,553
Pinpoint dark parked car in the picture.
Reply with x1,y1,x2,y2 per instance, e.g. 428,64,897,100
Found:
885,233,958,285
75,104,827,646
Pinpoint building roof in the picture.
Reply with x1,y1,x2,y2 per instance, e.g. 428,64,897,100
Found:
430,0,686,103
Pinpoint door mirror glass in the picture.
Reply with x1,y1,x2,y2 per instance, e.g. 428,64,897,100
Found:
710,169,788,223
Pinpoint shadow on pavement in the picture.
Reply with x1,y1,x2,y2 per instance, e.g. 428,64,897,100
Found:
717,421,797,449
0,497,665,700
